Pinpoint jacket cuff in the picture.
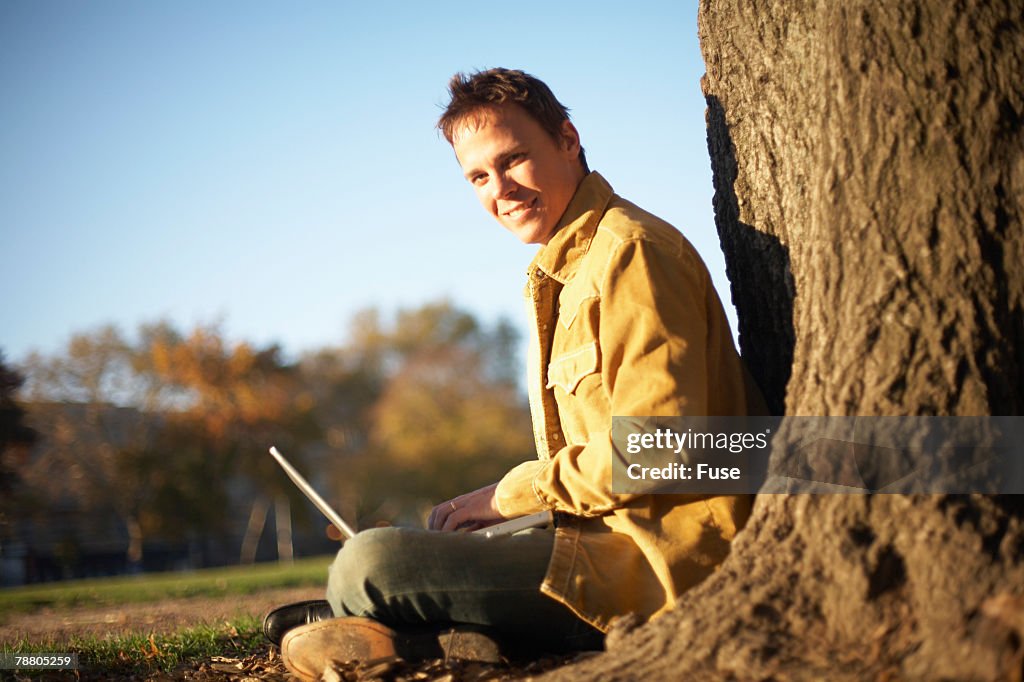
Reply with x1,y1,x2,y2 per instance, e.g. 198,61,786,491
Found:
495,460,550,517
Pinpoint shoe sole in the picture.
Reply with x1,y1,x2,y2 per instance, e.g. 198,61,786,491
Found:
281,618,507,680
281,617,400,680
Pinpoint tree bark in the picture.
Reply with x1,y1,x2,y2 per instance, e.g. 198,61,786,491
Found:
547,1,1024,679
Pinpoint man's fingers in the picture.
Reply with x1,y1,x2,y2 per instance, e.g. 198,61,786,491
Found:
441,507,466,532
429,484,500,532
325,523,345,542
428,500,454,531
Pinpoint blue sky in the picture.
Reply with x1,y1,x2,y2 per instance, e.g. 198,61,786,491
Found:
1,0,735,365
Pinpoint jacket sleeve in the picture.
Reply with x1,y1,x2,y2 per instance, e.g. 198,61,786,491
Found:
495,236,716,517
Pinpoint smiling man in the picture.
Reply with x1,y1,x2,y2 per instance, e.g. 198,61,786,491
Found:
453,98,585,246
269,68,759,681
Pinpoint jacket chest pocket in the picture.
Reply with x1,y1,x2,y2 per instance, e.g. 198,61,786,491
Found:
547,341,599,394
546,294,601,396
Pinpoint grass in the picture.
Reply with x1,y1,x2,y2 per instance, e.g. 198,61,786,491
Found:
0,554,332,616
0,557,332,677
2,615,266,678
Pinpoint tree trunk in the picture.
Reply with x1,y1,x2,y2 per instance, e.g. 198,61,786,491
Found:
240,497,270,565
548,1,1024,679
126,515,144,571
275,495,294,563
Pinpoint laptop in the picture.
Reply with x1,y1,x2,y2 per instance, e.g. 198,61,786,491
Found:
269,446,552,539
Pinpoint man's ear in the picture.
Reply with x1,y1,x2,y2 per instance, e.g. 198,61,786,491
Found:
559,119,582,157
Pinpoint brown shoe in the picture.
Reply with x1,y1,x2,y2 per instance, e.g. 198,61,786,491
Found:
280,617,506,680
281,617,398,680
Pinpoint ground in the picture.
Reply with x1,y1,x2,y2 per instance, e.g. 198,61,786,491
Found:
0,587,589,681
0,587,322,644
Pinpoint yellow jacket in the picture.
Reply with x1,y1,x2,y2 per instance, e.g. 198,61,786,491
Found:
494,172,755,632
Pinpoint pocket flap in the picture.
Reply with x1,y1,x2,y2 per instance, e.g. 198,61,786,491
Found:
546,342,599,394
557,288,598,330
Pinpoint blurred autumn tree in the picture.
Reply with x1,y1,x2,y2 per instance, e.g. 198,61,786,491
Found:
19,326,167,570
19,322,317,568
139,321,319,505
0,352,37,536
10,300,531,574
304,301,533,527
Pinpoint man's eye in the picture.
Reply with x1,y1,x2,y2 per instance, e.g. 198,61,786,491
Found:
471,174,487,185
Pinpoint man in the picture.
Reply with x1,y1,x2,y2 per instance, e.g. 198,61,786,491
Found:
266,68,758,680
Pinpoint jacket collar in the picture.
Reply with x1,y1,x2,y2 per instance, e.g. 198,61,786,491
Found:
528,171,614,284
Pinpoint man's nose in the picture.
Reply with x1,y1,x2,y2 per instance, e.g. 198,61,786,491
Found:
492,172,518,199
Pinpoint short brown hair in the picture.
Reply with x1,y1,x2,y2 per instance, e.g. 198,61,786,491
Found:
438,68,588,172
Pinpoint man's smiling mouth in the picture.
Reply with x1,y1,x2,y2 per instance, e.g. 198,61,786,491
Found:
504,197,538,219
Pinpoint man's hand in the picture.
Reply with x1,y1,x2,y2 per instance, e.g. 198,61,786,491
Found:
428,482,506,532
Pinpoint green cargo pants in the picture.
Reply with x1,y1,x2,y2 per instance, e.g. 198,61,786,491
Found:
325,526,604,652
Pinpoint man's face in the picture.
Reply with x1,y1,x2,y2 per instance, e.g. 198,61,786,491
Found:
452,104,585,246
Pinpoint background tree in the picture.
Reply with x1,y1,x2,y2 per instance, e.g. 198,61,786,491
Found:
319,301,533,526
138,322,321,563
10,302,527,575
550,2,1023,680
18,322,318,569
20,326,168,569
0,352,38,536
